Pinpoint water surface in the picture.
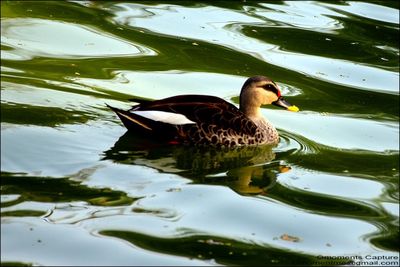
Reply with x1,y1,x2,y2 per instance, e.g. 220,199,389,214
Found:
1,1,399,266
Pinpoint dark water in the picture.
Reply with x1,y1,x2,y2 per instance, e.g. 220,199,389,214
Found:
1,1,399,266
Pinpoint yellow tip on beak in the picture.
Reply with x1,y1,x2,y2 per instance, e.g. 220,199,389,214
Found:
287,105,299,112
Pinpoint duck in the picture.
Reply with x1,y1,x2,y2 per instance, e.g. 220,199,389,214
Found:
107,76,299,147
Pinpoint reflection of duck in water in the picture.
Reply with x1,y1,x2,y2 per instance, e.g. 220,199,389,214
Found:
107,76,299,147
103,132,291,194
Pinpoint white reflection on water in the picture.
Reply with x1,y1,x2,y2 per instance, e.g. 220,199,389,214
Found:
278,171,385,199
267,110,399,152
69,70,301,102
79,183,378,255
254,2,345,32
0,81,102,111
1,217,209,266
320,2,400,25
0,122,124,177
110,3,399,93
1,18,157,59
69,71,245,100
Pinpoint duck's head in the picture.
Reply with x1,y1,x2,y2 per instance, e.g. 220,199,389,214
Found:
240,76,299,118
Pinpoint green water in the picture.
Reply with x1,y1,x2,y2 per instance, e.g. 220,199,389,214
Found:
1,1,399,266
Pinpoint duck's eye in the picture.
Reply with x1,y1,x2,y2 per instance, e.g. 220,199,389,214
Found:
263,84,277,93
263,84,275,90
263,84,281,97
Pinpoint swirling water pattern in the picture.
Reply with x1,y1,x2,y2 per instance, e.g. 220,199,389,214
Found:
1,1,399,266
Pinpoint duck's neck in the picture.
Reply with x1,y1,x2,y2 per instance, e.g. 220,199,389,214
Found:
240,106,263,121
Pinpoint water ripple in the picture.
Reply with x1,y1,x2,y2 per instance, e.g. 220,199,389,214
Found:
320,2,400,25
1,18,156,59
109,3,399,93
253,2,345,33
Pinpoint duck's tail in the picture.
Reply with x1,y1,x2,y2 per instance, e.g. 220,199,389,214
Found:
107,104,152,131
106,104,180,141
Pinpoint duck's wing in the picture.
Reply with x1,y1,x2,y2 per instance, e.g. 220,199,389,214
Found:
131,95,258,135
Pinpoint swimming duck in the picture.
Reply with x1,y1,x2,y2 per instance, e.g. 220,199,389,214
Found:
108,76,299,147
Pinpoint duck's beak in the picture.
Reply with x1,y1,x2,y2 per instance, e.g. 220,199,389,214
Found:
273,97,299,112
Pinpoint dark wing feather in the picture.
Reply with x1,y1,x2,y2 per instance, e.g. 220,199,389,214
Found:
132,95,258,135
